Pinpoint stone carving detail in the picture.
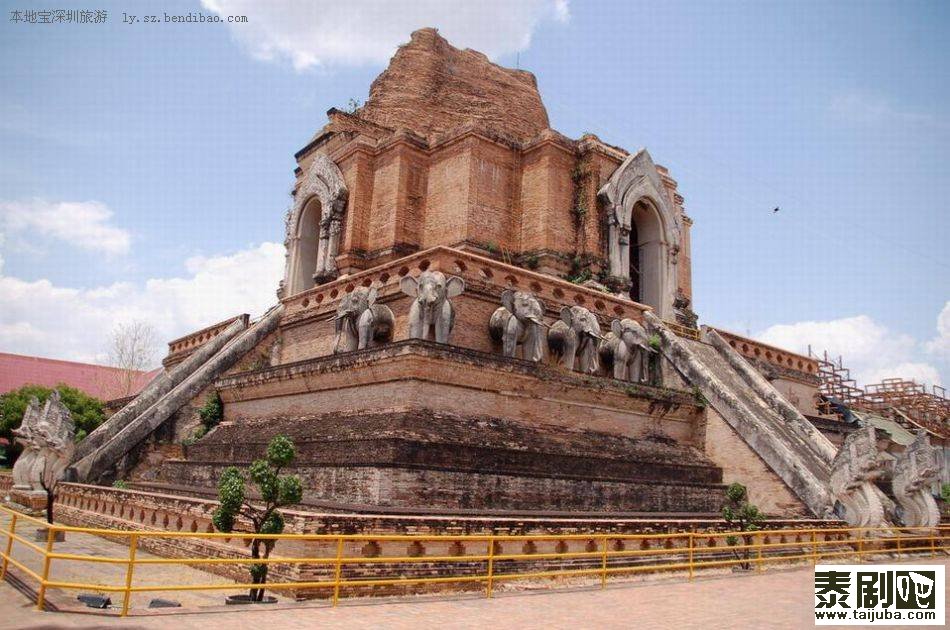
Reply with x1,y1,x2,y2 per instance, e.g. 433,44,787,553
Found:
332,287,395,353
829,426,887,528
599,318,654,382
399,271,465,344
598,149,681,318
488,290,547,362
281,153,348,296
891,431,941,528
11,392,76,506
548,306,603,374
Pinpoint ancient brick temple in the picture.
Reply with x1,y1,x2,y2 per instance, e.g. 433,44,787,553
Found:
62,29,945,529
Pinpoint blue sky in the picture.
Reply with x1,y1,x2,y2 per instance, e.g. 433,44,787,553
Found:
1,0,947,386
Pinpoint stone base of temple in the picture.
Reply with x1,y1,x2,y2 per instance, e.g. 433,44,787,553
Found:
138,340,724,515
9,488,47,513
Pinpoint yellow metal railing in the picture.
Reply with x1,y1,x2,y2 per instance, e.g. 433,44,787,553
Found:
0,504,946,617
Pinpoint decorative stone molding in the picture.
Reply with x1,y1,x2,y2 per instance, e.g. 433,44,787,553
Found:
891,431,941,528
598,149,681,318
281,153,348,297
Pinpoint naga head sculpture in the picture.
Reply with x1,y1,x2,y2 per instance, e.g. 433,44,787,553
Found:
501,290,548,329
400,271,464,311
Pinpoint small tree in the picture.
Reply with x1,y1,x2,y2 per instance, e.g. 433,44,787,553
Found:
107,321,158,397
212,436,302,602
721,482,765,570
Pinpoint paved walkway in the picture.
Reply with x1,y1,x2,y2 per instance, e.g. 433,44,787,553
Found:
3,558,948,629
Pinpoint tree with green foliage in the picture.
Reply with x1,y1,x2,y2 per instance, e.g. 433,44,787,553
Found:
941,483,950,503
721,482,765,570
212,435,302,602
0,384,105,463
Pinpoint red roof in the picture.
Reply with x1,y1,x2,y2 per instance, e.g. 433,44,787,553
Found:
0,352,160,402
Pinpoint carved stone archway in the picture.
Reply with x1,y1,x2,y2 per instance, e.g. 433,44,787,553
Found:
280,153,348,297
598,149,681,319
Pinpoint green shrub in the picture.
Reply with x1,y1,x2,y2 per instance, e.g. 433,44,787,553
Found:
212,435,303,601
941,484,950,502
198,392,223,432
112,480,129,489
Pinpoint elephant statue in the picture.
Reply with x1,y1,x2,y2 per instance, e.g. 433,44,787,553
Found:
488,290,548,362
548,305,604,374
332,286,395,353
599,318,654,382
399,271,465,344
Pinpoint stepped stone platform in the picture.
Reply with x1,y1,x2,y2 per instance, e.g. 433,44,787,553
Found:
152,409,724,513
132,339,725,514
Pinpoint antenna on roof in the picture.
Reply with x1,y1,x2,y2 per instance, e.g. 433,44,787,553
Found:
516,52,520,69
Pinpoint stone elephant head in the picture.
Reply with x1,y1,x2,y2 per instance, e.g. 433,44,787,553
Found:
399,271,465,344
488,290,548,362
548,305,604,373
599,317,654,382
332,286,395,353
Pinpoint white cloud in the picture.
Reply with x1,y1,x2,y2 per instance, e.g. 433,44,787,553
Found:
201,0,569,70
0,242,285,365
755,313,946,388
924,301,950,360
1,198,131,256
831,91,949,133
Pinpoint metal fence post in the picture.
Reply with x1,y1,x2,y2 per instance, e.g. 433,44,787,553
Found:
931,531,936,558
35,526,56,611
857,532,864,562
600,536,608,590
810,530,818,565
121,534,138,617
332,536,344,607
1,514,17,580
486,536,495,599
755,533,763,573
896,530,902,559
687,533,694,582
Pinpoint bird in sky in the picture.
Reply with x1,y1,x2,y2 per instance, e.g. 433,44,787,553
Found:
773,207,780,213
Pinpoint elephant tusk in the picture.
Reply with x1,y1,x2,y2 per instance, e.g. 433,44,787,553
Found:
529,318,551,329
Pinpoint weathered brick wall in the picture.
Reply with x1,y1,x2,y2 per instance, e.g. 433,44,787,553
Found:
703,408,810,518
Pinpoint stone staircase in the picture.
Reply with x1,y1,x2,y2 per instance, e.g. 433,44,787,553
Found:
69,305,284,484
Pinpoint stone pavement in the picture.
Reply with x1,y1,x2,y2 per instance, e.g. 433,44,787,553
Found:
3,558,947,630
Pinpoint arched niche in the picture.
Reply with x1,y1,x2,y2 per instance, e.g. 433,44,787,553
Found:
629,198,668,310
288,197,323,294
598,149,681,319
281,153,348,297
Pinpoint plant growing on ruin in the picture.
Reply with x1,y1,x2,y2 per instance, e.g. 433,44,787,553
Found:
112,480,128,489
198,392,223,432
522,252,540,270
212,435,303,602
721,482,764,570
941,483,950,503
